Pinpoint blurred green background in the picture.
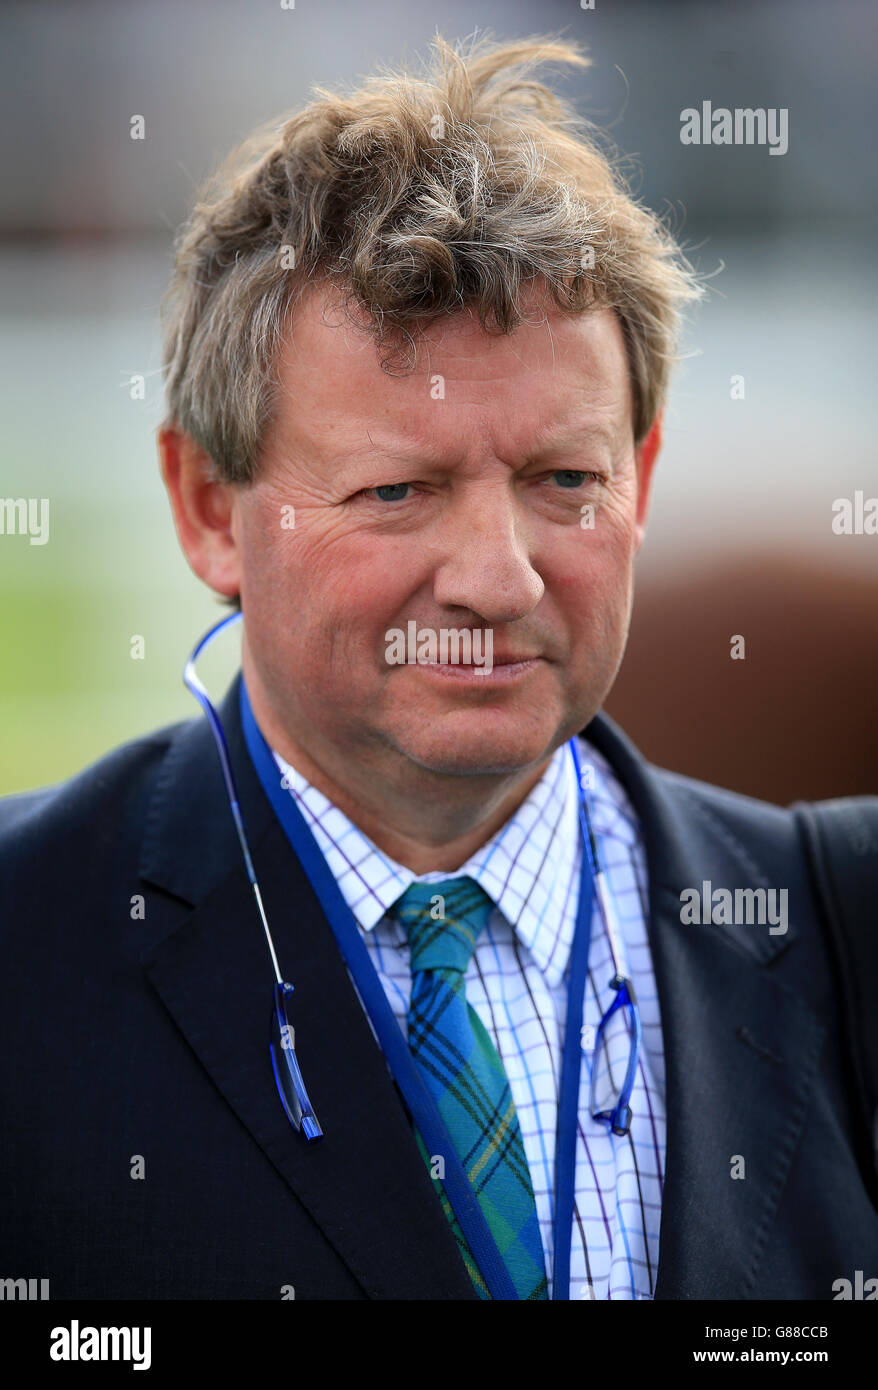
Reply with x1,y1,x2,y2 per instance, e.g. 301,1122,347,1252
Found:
0,241,241,792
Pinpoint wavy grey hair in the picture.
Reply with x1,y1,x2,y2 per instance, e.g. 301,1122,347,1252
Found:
160,32,702,487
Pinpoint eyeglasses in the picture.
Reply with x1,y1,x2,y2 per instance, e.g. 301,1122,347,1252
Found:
567,735,643,1138
183,611,323,1141
588,975,642,1135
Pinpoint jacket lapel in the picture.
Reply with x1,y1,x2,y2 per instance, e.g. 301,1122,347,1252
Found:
134,673,478,1300
585,714,825,1298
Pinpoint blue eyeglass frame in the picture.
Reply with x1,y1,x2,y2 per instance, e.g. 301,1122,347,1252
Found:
590,975,642,1136
566,735,643,1138
184,610,643,1144
183,609,323,1142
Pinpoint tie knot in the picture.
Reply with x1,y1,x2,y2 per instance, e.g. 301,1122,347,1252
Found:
391,875,496,975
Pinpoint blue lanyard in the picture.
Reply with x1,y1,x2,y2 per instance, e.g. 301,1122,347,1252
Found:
240,677,595,1300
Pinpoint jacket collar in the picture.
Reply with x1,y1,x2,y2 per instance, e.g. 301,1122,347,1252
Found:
136,675,823,1299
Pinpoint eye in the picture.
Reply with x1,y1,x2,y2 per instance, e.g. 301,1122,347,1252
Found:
551,470,603,488
363,483,411,502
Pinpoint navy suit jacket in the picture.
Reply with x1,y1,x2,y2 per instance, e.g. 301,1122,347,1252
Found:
1,673,876,1300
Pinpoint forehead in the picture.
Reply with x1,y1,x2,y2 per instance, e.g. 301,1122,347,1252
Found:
267,280,632,457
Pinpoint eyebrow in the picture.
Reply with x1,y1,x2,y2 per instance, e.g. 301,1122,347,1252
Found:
522,419,617,455
354,420,616,467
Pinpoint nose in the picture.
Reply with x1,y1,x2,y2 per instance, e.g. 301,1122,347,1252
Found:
431,494,545,623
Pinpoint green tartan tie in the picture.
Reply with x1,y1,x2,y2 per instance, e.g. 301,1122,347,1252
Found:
391,876,548,1300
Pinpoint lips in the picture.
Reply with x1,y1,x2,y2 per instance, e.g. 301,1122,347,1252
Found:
419,653,541,669
421,655,539,666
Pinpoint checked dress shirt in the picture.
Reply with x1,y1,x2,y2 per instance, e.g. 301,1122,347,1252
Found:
270,731,666,1299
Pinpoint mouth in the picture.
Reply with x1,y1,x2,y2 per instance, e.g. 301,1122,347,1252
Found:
420,652,541,667
415,657,543,682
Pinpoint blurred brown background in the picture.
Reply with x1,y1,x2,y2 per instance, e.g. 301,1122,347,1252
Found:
608,559,878,802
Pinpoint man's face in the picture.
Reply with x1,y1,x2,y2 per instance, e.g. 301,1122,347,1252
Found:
232,282,657,781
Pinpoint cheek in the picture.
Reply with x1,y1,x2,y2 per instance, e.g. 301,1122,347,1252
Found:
239,511,337,624
246,542,411,684
543,515,636,605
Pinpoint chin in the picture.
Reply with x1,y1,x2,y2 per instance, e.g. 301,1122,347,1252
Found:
392,711,561,777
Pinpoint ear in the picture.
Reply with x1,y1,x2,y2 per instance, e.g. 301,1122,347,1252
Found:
157,425,242,598
632,409,663,552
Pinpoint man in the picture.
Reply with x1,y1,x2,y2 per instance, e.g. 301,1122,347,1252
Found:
1,35,876,1301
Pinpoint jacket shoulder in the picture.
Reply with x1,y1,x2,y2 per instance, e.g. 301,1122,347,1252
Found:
653,762,796,829
649,762,800,867
655,761,878,838
0,717,193,866
648,761,878,897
